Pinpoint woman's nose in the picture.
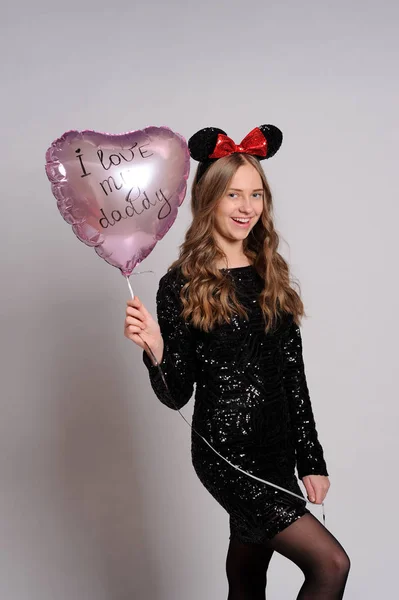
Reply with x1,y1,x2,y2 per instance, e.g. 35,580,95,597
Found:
239,196,254,211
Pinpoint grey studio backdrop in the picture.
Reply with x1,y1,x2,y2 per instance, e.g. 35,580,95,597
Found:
1,1,397,599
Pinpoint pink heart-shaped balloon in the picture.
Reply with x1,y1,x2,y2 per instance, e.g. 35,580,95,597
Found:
45,126,190,276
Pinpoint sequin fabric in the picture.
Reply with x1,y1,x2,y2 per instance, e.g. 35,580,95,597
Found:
142,265,328,544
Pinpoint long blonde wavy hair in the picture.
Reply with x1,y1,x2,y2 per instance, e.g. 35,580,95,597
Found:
168,153,305,333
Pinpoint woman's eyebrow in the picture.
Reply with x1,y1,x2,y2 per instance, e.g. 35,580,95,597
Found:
228,188,264,192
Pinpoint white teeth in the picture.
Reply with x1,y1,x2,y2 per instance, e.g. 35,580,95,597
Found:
232,218,250,223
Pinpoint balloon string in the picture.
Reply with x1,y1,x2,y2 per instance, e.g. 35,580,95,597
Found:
126,275,326,528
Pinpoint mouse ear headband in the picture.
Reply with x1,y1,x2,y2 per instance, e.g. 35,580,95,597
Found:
188,124,283,181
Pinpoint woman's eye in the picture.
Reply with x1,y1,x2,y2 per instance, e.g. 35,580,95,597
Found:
227,192,263,199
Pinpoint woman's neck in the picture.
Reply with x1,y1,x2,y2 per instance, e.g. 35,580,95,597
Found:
214,256,253,269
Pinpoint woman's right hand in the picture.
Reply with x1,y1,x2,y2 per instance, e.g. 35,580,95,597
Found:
125,296,164,363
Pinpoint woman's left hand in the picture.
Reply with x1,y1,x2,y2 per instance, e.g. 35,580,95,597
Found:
302,474,330,504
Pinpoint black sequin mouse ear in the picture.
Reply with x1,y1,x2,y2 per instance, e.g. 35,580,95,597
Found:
258,124,283,160
188,127,227,162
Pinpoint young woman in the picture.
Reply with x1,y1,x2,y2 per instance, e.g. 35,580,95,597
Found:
124,125,351,599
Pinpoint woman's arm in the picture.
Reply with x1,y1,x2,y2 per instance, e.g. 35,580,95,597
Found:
281,319,329,479
142,270,197,410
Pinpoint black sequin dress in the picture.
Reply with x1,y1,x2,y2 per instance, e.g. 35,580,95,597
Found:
142,265,328,544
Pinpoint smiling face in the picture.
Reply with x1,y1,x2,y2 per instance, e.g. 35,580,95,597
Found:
212,161,264,251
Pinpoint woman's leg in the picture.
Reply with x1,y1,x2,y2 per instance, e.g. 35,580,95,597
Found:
265,512,351,599
226,537,274,600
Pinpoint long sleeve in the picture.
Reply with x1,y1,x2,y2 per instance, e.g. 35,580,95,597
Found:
281,319,329,479
142,270,197,410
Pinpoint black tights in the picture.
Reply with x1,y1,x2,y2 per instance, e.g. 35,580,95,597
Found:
226,513,350,599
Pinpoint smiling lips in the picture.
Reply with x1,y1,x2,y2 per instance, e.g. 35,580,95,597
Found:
231,217,252,228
